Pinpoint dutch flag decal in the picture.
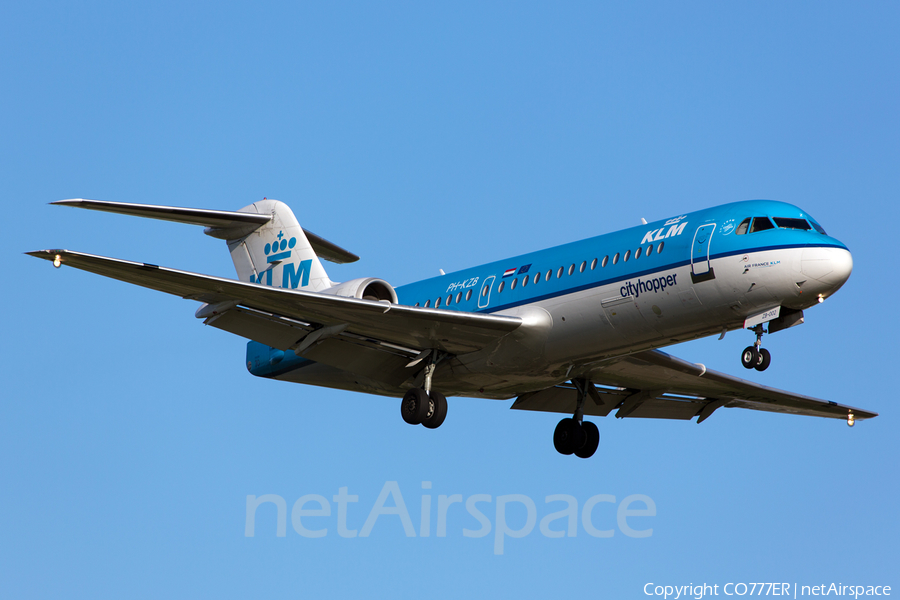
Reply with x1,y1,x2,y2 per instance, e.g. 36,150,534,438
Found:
503,268,517,278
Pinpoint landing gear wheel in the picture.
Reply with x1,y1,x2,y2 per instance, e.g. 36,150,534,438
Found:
755,348,771,372
741,346,759,369
553,418,585,455
400,388,430,425
574,421,600,459
422,391,448,429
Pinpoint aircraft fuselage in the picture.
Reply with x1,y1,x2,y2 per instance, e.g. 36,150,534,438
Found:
252,199,851,399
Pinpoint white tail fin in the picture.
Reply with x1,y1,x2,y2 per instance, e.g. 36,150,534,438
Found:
228,199,333,291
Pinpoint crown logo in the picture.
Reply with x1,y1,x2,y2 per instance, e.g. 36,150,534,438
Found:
264,230,297,263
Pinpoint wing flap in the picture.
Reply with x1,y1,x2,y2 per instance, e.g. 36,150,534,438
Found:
205,306,416,385
29,249,521,354
205,307,314,350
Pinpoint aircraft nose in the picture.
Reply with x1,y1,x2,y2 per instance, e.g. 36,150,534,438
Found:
801,246,853,295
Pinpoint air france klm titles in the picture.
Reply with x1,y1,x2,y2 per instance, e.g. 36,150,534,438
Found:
640,216,688,245
249,231,312,289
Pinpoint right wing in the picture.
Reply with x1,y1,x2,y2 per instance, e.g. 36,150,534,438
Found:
512,349,877,424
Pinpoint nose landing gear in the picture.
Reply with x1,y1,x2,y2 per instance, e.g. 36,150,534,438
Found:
741,324,771,371
552,378,600,458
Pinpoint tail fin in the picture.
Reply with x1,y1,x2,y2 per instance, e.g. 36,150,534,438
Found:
228,199,333,291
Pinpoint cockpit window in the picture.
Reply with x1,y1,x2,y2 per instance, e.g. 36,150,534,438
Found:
810,221,827,235
749,217,775,233
735,218,751,235
773,217,812,231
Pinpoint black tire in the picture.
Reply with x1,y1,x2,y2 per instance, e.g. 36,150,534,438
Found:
741,346,759,369
574,421,600,459
400,388,429,425
755,348,771,372
553,418,585,455
422,391,448,429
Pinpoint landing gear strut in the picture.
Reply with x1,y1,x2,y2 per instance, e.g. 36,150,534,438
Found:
741,324,771,371
553,378,600,459
400,350,448,429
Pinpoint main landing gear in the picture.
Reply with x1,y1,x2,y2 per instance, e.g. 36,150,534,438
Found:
741,324,771,371
400,388,447,428
400,351,448,429
553,378,600,459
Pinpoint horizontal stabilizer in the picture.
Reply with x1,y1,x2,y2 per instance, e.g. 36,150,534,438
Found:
52,199,359,264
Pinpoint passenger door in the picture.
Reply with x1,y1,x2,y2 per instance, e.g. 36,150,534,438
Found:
690,223,716,283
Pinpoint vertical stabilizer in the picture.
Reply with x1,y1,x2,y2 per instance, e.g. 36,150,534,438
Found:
227,199,333,291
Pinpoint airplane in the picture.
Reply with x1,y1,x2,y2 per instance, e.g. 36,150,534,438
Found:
28,197,877,459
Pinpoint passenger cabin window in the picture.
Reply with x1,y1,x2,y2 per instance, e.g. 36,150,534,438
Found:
424,300,431,308
590,258,597,270
456,292,462,303
749,217,775,233
435,296,442,307
656,242,664,254
498,281,505,293
645,245,653,256
533,273,540,285
635,247,642,259
510,278,517,290
466,289,472,301
602,256,609,267
545,270,552,282
623,250,631,262
612,253,619,265
735,218,751,235
568,264,575,275
522,275,529,287
773,217,812,231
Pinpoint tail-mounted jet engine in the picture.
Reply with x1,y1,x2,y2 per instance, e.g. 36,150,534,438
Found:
321,278,398,303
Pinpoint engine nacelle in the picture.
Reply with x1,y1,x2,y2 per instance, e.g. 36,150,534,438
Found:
321,277,398,303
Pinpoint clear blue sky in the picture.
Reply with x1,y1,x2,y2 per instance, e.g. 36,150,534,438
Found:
2,2,897,598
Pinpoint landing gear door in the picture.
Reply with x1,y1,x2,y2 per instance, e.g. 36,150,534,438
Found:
478,276,495,309
690,223,716,283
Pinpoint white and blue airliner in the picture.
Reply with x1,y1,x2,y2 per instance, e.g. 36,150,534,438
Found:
30,198,876,458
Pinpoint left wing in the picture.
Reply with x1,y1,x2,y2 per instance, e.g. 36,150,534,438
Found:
28,249,521,357
512,349,877,424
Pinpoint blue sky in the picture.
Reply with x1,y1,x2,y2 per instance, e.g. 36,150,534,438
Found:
2,2,898,597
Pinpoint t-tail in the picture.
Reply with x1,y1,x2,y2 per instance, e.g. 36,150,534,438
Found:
49,198,359,293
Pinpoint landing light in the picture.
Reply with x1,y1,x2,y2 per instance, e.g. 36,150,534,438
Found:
817,294,825,304
53,255,61,268
848,413,855,427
